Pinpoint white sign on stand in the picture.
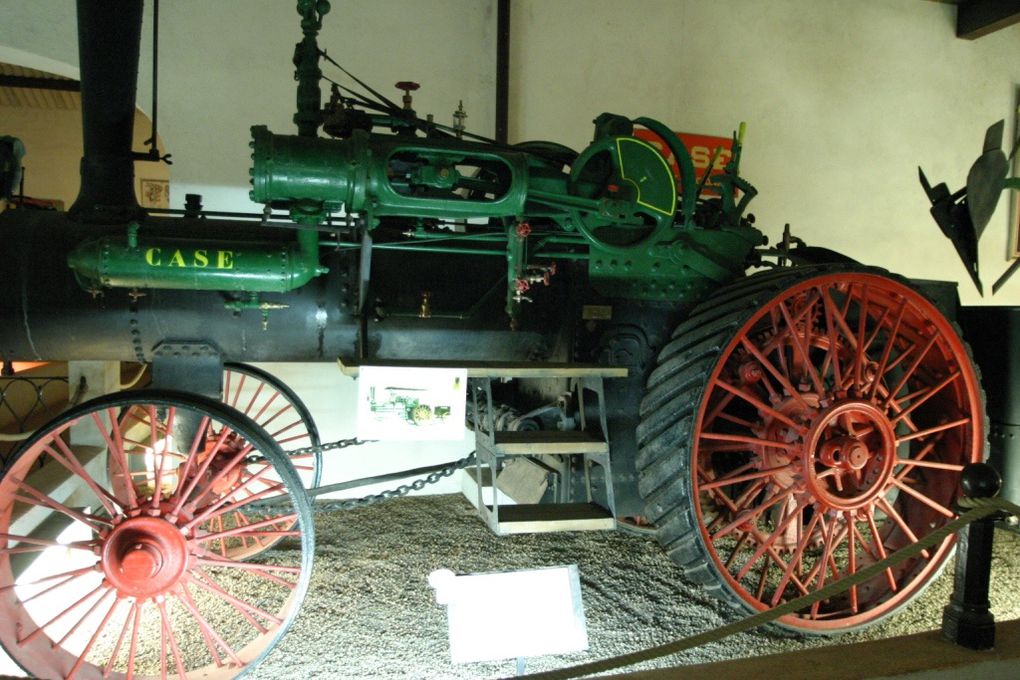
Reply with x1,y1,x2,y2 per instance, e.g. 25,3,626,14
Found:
428,565,589,668
355,366,467,441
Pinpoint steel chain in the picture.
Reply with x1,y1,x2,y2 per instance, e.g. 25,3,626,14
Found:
264,437,474,512
314,453,475,512
287,436,375,458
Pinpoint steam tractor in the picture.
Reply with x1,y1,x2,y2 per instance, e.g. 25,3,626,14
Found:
0,1,1003,677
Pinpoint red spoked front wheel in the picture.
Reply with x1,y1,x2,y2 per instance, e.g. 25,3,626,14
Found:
0,390,313,678
637,267,984,633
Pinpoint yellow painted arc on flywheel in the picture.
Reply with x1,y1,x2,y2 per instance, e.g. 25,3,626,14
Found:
615,136,677,217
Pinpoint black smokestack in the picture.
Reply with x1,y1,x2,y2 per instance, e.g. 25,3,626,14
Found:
69,0,145,222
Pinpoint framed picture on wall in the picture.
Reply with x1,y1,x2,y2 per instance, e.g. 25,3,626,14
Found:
1012,92,1020,259
139,178,169,209
1012,191,1020,259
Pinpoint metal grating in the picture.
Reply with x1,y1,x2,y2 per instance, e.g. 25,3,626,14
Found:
0,375,74,465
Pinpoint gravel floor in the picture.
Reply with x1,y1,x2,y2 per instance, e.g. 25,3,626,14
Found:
249,493,1020,680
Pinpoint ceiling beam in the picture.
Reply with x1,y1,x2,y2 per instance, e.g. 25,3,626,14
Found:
0,74,80,91
957,0,1020,39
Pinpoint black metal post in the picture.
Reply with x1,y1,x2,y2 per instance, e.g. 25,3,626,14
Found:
942,462,1002,650
495,0,510,144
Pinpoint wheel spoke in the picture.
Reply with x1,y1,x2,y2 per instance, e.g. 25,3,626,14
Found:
193,512,299,545
174,584,245,667
712,376,808,436
724,531,751,570
242,381,269,419
93,409,137,508
18,582,107,646
868,297,907,400
178,584,228,667
103,599,139,678
13,481,112,530
808,515,840,618
43,437,121,515
737,337,812,412
883,331,940,408
819,287,847,388
770,510,820,607
876,496,930,559
151,405,176,507
184,475,286,531
53,585,115,649
712,487,795,541
895,417,970,445
700,463,794,491
229,373,247,410
776,298,825,394
16,567,97,606
700,431,798,452
250,391,284,425
896,458,965,473
0,533,98,552
864,508,899,592
735,497,810,581
194,555,301,588
190,568,283,629
259,404,296,432
889,477,955,518
844,510,859,613
0,564,96,594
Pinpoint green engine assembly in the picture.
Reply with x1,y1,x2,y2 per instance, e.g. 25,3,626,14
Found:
67,0,766,324
248,110,764,311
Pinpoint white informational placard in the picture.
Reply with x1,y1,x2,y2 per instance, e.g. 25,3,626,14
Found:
355,366,467,441
429,565,589,664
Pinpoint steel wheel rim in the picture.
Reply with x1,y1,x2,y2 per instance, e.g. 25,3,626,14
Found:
691,272,983,632
0,390,313,679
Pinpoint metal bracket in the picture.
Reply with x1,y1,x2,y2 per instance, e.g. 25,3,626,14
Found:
151,341,223,399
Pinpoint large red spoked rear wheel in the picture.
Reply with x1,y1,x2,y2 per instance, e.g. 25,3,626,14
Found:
213,363,321,560
221,363,321,488
637,266,984,634
0,390,313,678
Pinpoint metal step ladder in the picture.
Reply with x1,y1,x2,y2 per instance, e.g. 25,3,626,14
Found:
466,365,627,536
338,358,627,535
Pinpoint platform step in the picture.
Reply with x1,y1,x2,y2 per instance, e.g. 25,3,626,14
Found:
485,503,615,534
490,430,609,455
338,358,628,379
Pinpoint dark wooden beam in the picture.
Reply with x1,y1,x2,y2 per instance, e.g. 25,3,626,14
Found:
0,74,80,91
957,0,1020,40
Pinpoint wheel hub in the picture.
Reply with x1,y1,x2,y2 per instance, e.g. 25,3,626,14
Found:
803,400,896,511
102,515,189,598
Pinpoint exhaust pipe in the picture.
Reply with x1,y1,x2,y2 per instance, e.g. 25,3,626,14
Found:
68,0,145,223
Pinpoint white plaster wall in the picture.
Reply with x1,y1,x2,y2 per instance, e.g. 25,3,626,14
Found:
509,0,1020,305
0,0,497,211
249,363,474,498
1,106,169,209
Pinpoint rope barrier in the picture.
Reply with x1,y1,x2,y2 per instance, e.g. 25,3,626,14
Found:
512,496,1020,680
